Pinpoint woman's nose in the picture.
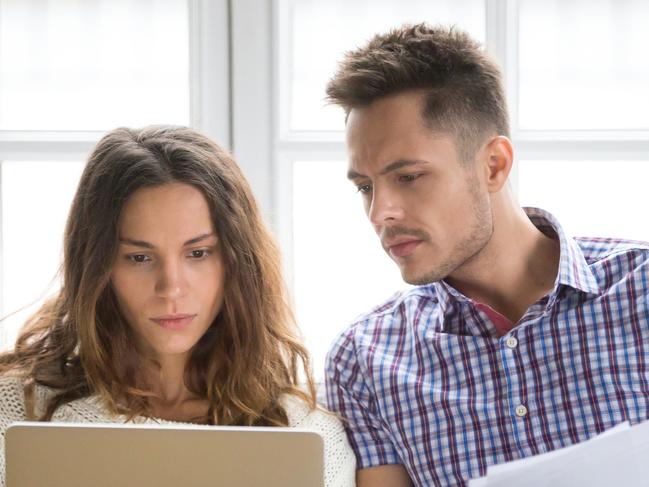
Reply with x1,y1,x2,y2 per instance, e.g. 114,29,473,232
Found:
155,260,187,299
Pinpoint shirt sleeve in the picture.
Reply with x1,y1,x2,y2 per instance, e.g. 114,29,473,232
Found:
325,328,401,469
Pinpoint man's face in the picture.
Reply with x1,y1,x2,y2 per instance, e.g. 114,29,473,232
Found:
346,90,493,285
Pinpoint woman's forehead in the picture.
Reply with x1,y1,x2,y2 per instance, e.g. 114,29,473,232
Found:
119,183,215,243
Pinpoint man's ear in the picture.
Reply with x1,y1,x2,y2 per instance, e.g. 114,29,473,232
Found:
481,136,514,193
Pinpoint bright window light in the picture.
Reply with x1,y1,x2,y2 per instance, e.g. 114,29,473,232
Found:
518,159,649,240
1,161,85,347
519,0,649,130
0,0,190,130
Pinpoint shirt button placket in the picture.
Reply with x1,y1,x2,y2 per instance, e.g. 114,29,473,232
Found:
515,404,528,418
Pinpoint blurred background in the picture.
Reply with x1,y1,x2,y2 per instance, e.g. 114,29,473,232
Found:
0,0,648,380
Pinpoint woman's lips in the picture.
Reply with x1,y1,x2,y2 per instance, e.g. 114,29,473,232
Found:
388,240,422,258
150,314,196,330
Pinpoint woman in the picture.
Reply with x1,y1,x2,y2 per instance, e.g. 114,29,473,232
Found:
0,126,355,485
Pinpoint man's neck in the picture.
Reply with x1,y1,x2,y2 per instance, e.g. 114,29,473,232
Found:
445,207,561,325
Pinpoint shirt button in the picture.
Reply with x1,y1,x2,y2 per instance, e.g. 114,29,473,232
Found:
515,404,528,418
505,337,518,349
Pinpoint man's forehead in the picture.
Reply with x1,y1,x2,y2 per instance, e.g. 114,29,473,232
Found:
346,128,460,180
346,104,454,153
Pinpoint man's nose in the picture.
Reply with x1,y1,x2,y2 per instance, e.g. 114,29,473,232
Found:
368,188,405,228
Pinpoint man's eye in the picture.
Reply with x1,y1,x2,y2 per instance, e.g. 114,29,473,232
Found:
399,173,420,183
356,184,372,194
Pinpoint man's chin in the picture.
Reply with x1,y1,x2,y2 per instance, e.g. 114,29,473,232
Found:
401,267,444,286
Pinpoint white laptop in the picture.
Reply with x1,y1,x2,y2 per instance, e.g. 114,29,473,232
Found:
5,421,324,487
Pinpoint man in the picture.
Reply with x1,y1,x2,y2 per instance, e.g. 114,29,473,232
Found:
324,23,649,487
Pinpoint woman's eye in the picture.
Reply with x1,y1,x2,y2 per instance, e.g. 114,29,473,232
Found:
128,254,151,264
189,249,210,259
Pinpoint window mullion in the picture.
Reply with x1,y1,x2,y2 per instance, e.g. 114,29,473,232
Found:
517,139,649,162
486,0,520,195
230,0,274,224
0,132,99,161
188,0,231,149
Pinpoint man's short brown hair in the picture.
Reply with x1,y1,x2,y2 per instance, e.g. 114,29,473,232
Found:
326,23,510,163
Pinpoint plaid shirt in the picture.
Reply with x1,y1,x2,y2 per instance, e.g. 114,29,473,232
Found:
325,208,649,486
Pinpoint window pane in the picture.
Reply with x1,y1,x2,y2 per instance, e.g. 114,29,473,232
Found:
0,0,190,130
1,161,84,348
292,160,408,380
287,0,486,133
518,160,649,240
519,0,649,130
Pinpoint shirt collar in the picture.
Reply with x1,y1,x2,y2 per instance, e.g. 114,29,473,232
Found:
432,207,601,310
525,207,600,296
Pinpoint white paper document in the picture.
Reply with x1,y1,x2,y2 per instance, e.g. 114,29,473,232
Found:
469,420,649,486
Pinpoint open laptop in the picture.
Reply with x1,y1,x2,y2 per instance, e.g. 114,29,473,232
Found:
5,421,324,487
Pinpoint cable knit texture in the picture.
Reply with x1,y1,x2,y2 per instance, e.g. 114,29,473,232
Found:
0,376,355,486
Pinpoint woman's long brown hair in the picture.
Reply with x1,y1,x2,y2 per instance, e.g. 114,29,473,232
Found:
0,126,316,426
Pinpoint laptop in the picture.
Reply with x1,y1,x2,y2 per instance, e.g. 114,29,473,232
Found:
5,421,324,487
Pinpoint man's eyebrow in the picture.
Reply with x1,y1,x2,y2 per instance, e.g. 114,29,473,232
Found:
347,159,429,180
119,232,216,248
347,169,365,181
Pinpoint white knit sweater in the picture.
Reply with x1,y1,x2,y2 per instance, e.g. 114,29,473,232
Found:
0,376,355,486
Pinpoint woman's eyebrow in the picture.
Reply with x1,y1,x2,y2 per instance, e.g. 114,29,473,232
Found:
119,232,216,249
119,238,154,249
183,232,216,246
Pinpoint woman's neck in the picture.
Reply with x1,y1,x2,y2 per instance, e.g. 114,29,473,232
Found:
143,354,209,423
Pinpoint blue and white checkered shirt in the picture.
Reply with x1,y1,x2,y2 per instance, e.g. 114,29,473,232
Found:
325,208,649,486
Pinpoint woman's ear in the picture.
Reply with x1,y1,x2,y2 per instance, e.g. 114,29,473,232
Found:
482,136,514,193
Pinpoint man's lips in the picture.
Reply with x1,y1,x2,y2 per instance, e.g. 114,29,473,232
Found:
386,239,422,258
150,314,196,330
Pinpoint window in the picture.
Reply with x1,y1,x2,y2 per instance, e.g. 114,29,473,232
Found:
518,0,649,130
0,161,84,345
515,0,649,240
518,159,649,239
0,0,229,345
0,0,191,131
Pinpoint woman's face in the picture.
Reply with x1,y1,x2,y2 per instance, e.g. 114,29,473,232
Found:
111,182,225,362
